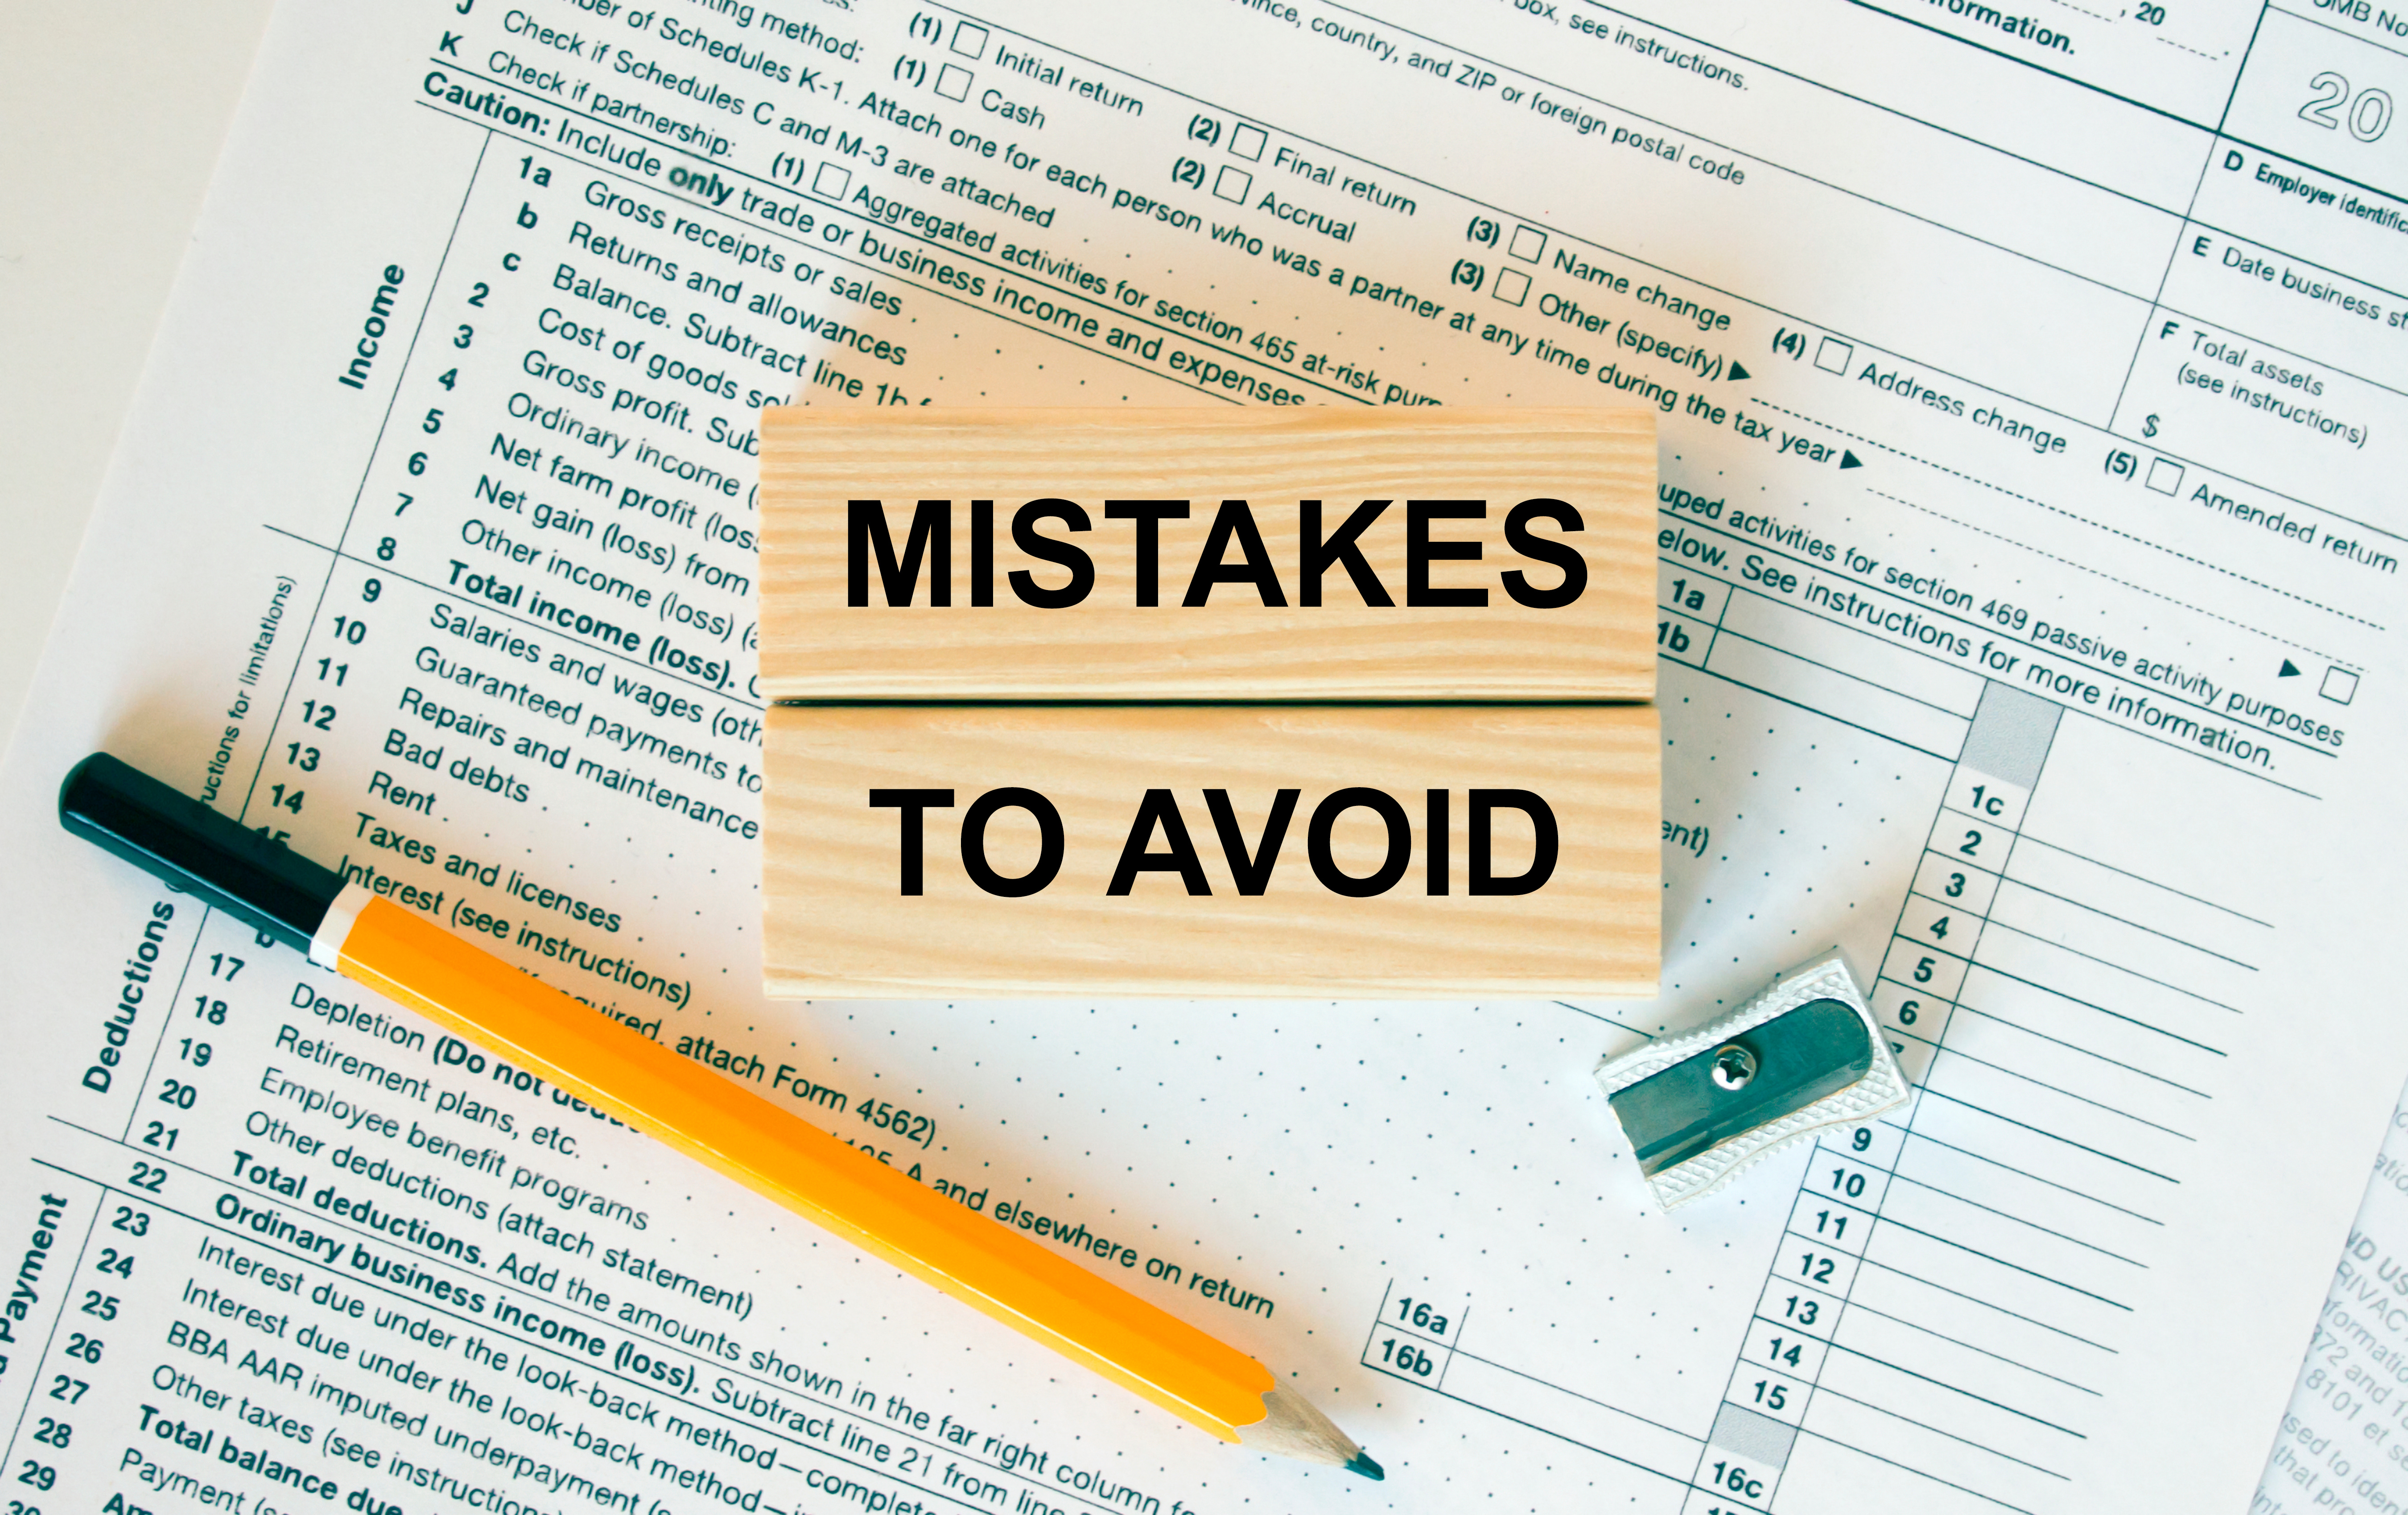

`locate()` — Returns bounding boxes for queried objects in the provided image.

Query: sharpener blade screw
[1711,1044,1757,1091]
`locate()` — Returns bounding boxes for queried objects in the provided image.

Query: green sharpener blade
[1607,998,1873,1177]
[1594,951,1909,1208]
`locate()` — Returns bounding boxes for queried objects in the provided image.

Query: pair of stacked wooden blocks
[757,410,1660,999]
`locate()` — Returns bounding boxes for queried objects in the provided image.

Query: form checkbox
[2322,667,2359,705]
[936,64,973,102]
[1229,124,1268,161]
[951,21,989,58]
[1213,165,1253,202]
[1493,268,1531,306]
[1814,336,1854,374]
[1509,226,1547,261]
[812,162,852,198]
[2146,458,2184,495]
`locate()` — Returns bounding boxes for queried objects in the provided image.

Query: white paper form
[2,2,2405,1513]
[2254,1079,2408,1515]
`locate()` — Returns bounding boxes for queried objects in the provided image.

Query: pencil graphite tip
[1238,1386,1378,1475]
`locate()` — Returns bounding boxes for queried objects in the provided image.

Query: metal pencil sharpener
[1595,952,1908,1209]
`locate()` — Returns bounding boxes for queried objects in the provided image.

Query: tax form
[2257,1081,2408,1515]
[3,1,2405,1512]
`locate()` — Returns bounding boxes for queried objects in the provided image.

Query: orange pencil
[59,753,1380,1478]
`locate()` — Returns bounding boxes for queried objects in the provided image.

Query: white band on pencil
[309,882,374,969]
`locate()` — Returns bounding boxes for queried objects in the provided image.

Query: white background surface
[0,0,275,749]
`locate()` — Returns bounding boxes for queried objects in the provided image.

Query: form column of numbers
[250,138,515,850]
[0,932,262,1502]
[1677,720,2042,1513]
[1682,1118,1915,1515]
[1872,766,2036,1094]
[0,144,504,1505]
[1360,1280,1467,1397]
[1658,559,1732,676]
[1675,1128,1903,1514]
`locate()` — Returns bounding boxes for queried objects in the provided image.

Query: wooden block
[762,704,1658,998]
[759,408,1656,700]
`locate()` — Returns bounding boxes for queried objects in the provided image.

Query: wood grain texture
[763,704,1658,998]
[759,408,1656,700]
